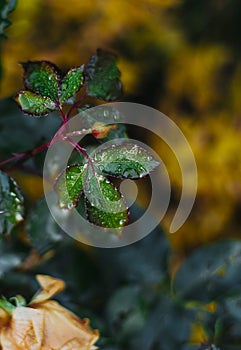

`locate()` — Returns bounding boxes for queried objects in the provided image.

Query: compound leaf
[94,143,160,179]
[15,91,58,116]
[0,171,24,235]
[85,49,122,101]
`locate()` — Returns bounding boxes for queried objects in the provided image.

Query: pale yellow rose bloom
[0,275,99,350]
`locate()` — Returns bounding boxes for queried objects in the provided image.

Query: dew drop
[67,202,74,210]
[15,213,23,221]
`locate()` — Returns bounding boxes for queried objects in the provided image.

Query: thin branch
[0,141,50,168]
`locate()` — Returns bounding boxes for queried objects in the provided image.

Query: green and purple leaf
[84,171,128,230]
[21,61,59,102]
[85,49,122,101]
[54,164,88,209]
[59,65,84,104]
[0,171,24,235]
[55,162,128,231]
[15,91,58,116]
[93,143,160,179]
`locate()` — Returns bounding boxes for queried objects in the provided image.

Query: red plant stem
[59,106,68,124]
[66,137,96,175]
[66,137,89,160]
[0,153,27,167]
[0,112,92,169]
[66,93,87,119]
[0,141,51,168]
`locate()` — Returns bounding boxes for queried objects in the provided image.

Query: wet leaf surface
[85,49,122,101]
[0,171,24,235]
[94,143,160,179]
[22,61,59,102]
[59,65,84,104]
[55,164,88,209]
[15,91,57,116]
[85,169,128,230]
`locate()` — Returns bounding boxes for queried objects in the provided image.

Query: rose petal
[1,306,44,350]
[32,301,99,349]
[30,275,65,305]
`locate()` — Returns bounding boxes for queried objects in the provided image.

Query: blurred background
[1,0,241,256]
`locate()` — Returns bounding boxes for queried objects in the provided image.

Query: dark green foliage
[173,240,241,302]
[0,97,60,163]
[0,170,24,235]
[26,197,64,255]
[131,296,195,350]
[0,237,23,277]
[85,49,122,101]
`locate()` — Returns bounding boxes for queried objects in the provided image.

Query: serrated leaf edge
[54,163,88,209]
[84,173,129,230]
[93,142,160,179]
[59,64,85,104]
[14,90,58,117]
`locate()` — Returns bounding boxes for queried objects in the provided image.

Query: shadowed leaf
[26,197,64,255]
[0,171,24,235]
[85,49,122,101]
[174,240,241,302]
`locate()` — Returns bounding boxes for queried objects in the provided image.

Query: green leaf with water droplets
[0,171,24,235]
[15,91,58,116]
[55,164,88,209]
[59,65,84,104]
[84,169,128,230]
[94,143,160,179]
[85,49,122,101]
[21,61,59,101]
